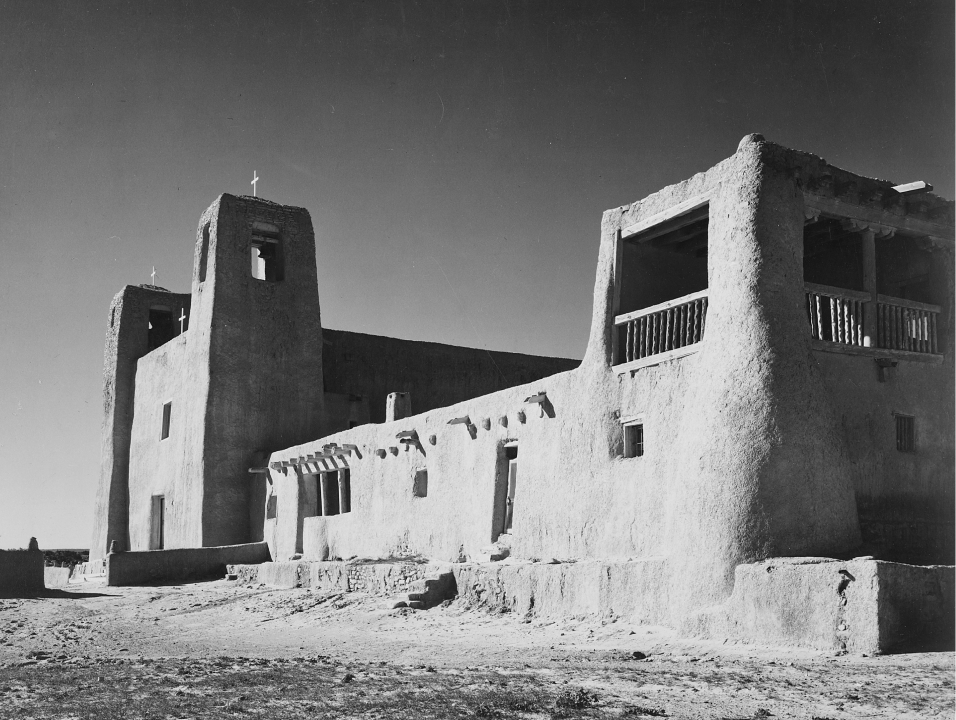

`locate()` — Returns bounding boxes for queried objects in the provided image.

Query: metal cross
[179,308,187,333]
[151,266,156,285]
[251,171,259,197]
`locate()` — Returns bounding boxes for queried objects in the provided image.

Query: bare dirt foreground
[0,579,952,720]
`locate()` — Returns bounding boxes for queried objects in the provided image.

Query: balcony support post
[861,228,878,348]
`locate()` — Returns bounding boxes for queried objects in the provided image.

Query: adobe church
[91,135,954,645]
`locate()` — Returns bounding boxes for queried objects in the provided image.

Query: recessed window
[198,223,210,283]
[148,306,174,350]
[895,414,915,453]
[624,422,644,458]
[413,469,428,498]
[251,234,283,281]
[161,402,172,440]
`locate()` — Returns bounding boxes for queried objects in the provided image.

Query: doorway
[493,444,518,540]
[150,495,165,550]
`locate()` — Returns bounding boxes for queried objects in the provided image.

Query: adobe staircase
[392,569,456,610]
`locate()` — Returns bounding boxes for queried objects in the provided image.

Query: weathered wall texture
[322,329,578,425]
[264,136,953,629]
[106,542,270,586]
[682,557,954,654]
[123,195,326,553]
[0,548,44,594]
[91,286,190,559]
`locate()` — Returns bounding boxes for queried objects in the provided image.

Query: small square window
[624,422,644,458]
[895,414,915,453]
[161,402,172,440]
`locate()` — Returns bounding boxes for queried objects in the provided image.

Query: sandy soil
[0,578,952,719]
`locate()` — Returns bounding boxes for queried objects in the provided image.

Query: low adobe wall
[43,566,73,588]
[681,557,954,654]
[0,548,44,594]
[107,542,270,586]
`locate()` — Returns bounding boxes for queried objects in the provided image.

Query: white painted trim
[614,343,703,375]
[620,414,644,426]
[620,191,713,241]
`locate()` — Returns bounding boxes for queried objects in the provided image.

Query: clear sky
[0,1,952,549]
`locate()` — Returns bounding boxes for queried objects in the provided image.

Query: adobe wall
[0,548,44,595]
[813,351,955,564]
[193,195,326,547]
[127,334,205,550]
[90,285,190,560]
[681,557,954,654]
[321,329,579,424]
[262,137,890,626]
[106,542,270,586]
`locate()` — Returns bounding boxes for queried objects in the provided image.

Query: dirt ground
[0,578,952,719]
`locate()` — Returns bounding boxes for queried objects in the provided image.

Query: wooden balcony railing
[805,282,941,355]
[615,289,708,365]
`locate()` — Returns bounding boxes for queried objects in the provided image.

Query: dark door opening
[150,495,165,550]
[493,445,518,540]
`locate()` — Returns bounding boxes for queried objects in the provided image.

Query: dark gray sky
[1,0,952,547]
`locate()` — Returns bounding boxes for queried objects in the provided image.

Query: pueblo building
[91,135,954,647]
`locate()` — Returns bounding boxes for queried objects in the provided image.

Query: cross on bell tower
[251,171,259,197]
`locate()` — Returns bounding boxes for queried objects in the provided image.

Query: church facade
[93,135,953,630]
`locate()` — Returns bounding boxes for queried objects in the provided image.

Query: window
[161,402,172,440]
[148,306,174,350]
[413,469,428,498]
[624,422,644,458]
[198,223,210,283]
[895,414,915,453]
[251,234,283,281]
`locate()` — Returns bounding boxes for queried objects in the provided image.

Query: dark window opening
[198,223,210,283]
[895,415,915,453]
[624,423,644,458]
[321,472,340,516]
[339,469,351,514]
[413,469,428,498]
[161,402,172,440]
[148,307,174,350]
[803,218,865,291]
[303,474,320,518]
[251,235,283,281]
[618,204,709,317]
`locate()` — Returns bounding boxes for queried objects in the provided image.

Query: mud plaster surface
[0,580,952,719]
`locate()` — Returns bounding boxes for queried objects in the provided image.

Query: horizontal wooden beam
[615,289,709,326]
[803,193,954,246]
[620,191,713,241]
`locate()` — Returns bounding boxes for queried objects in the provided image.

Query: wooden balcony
[805,282,942,358]
[614,289,708,370]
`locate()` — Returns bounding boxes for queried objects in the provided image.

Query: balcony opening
[148,306,175,350]
[615,203,709,365]
[320,472,340,516]
[804,217,943,355]
[804,218,865,291]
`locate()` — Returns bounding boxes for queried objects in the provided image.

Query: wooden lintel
[620,191,713,241]
[803,193,954,246]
